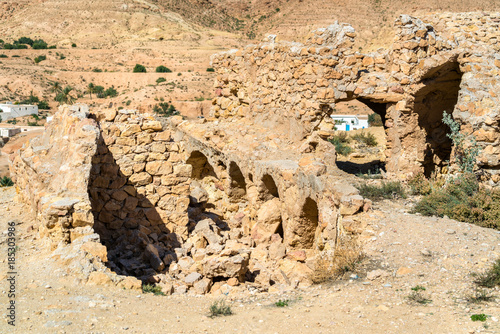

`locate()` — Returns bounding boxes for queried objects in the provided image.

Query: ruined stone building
[10,13,500,293]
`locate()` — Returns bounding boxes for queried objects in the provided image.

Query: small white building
[0,102,38,122]
[331,114,369,131]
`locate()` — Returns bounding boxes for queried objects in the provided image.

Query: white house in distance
[331,114,369,131]
[0,102,38,122]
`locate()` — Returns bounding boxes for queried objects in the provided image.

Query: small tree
[94,85,105,98]
[442,111,481,174]
[133,64,147,73]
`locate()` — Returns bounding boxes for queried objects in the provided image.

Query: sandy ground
[0,186,499,333]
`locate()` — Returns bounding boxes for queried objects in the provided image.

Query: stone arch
[258,173,283,239]
[329,98,388,175]
[356,98,388,129]
[260,173,279,200]
[186,151,216,179]
[290,197,319,249]
[413,60,463,177]
[228,161,247,200]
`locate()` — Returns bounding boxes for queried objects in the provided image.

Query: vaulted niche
[186,151,216,179]
[228,161,247,200]
[291,197,319,249]
[414,60,462,177]
[259,174,283,238]
[260,174,279,200]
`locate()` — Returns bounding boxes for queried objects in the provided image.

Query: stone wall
[11,105,98,246]
[88,109,193,278]
[11,105,369,293]
[210,13,500,183]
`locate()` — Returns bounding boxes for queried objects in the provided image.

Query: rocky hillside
[3,0,500,47]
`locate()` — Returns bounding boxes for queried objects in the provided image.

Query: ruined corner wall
[210,13,500,183]
[88,110,193,277]
[11,105,99,246]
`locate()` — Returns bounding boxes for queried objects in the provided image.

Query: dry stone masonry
[11,103,368,294]
[211,12,500,183]
[10,12,500,295]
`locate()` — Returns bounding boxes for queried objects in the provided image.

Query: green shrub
[32,40,48,49]
[142,284,164,296]
[443,111,481,173]
[328,132,352,156]
[413,174,500,229]
[94,85,105,98]
[357,181,406,200]
[15,37,34,46]
[71,43,77,48]
[474,258,500,288]
[34,55,46,64]
[133,64,147,73]
[0,54,7,58]
[209,300,233,317]
[470,314,487,322]
[352,132,377,146]
[206,67,215,72]
[153,102,177,117]
[408,173,432,195]
[466,289,496,303]
[156,77,167,84]
[155,65,172,73]
[104,86,118,98]
[4,43,28,50]
[92,68,102,72]
[0,176,14,187]
[275,299,289,307]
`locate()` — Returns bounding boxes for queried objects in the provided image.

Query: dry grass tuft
[310,234,364,284]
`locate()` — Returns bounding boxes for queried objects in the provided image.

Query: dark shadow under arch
[260,173,279,200]
[186,151,217,179]
[228,161,247,200]
[414,60,462,177]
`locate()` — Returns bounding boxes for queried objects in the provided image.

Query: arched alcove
[290,197,319,249]
[260,174,279,200]
[186,151,217,179]
[414,60,462,177]
[228,161,247,200]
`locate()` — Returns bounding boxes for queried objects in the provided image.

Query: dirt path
[0,187,499,333]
